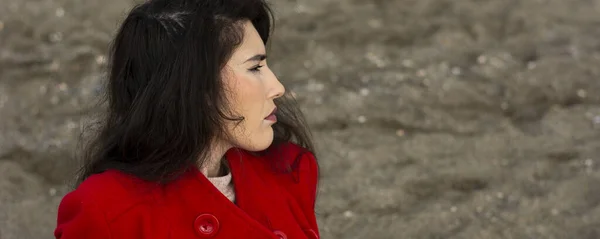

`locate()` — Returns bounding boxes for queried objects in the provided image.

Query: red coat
[54,142,320,239]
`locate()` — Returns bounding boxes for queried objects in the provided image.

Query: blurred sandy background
[1,0,600,238]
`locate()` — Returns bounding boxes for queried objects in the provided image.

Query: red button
[304,229,319,239]
[273,230,287,239]
[194,214,219,238]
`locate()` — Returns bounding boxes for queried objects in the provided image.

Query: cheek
[230,74,265,116]
[224,74,266,129]
[223,73,272,150]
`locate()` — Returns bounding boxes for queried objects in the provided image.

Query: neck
[200,141,232,177]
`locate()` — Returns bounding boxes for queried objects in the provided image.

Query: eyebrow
[243,54,267,63]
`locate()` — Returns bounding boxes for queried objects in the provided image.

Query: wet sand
[1,0,600,238]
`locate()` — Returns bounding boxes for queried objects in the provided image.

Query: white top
[206,170,235,202]
[202,160,236,202]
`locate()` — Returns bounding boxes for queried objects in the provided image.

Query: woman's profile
[54,0,320,238]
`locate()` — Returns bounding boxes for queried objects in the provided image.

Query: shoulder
[64,170,158,216]
[54,170,168,239]
[245,142,320,208]
[260,142,321,233]
[265,141,318,173]
[260,142,319,182]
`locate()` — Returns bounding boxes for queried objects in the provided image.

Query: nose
[269,70,285,99]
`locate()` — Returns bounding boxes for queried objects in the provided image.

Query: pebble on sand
[576,89,587,98]
[359,88,370,96]
[357,115,367,123]
[55,8,65,17]
[343,210,355,218]
[95,55,107,65]
[593,116,600,126]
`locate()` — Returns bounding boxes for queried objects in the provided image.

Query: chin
[240,140,272,152]
[237,130,274,152]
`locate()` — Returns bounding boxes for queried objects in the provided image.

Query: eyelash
[249,65,264,72]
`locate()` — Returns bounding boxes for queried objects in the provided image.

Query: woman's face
[221,21,285,152]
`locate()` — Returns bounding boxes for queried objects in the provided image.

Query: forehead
[230,21,266,63]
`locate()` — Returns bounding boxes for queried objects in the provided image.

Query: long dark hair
[74,0,315,186]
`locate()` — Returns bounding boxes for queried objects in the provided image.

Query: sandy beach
[1,0,600,238]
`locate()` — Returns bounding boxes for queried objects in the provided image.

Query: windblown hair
[75,0,315,186]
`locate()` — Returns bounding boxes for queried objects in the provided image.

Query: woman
[53,0,320,238]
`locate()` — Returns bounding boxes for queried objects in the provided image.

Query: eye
[249,64,264,72]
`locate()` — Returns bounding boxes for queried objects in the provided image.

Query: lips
[265,107,277,122]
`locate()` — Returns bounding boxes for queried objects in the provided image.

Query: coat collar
[172,147,284,237]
